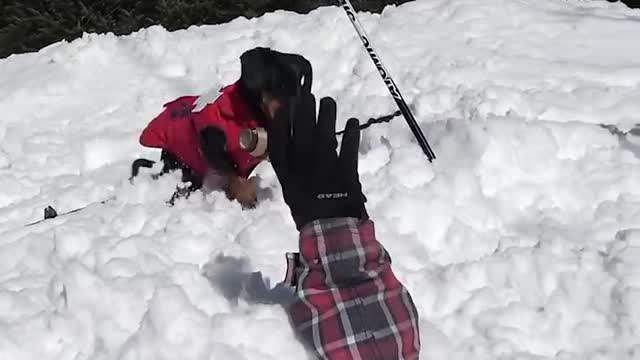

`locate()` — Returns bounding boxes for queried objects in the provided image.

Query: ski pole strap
[335,110,401,135]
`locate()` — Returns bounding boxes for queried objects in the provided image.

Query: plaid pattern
[287,218,420,360]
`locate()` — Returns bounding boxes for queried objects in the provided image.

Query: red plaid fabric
[287,218,420,360]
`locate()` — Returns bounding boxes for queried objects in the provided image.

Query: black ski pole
[25,199,113,227]
[337,0,436,162]
[24,157,154,227]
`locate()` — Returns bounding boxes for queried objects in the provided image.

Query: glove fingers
[316,97,338,158]
[315,97,338,168]
[291,93,316,170]
[339,118,361,186]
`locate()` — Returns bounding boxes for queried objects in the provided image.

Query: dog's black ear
[200,126,237,174]
[278,53,313,94]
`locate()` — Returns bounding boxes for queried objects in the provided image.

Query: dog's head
[239,47,312,109]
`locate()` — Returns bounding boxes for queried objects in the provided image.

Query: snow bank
[1,0,640,359]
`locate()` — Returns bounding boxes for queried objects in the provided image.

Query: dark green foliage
[0,0,412,59]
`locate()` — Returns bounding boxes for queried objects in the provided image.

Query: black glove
[267,93,367,230]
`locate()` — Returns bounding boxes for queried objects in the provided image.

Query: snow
[1,0,640,358]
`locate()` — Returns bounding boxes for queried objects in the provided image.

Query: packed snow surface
[1,0,640,359]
